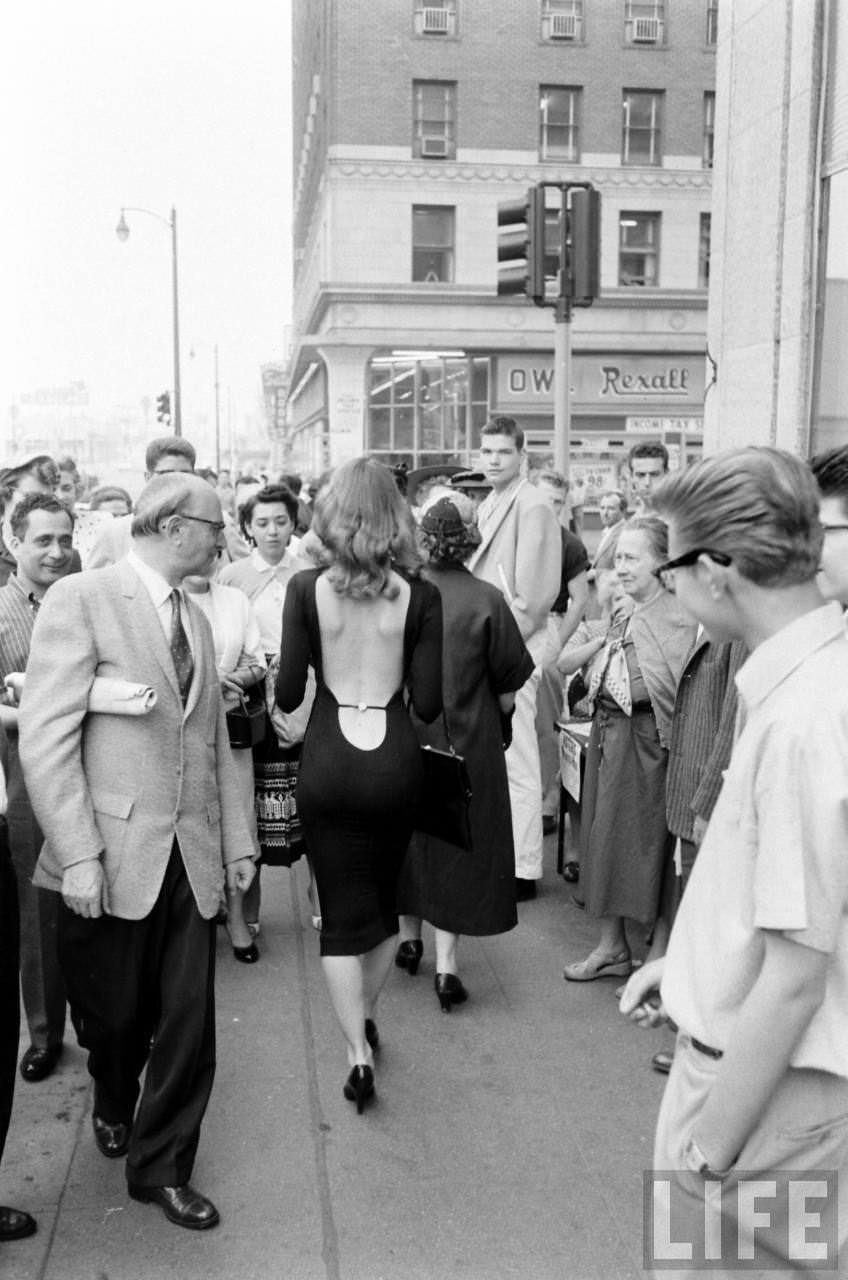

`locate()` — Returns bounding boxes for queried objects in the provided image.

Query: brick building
[288,0,717,502]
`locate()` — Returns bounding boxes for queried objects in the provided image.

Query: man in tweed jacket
[18,474,255,1232]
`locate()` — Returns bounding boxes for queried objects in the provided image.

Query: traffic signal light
[568,187,601,305]
[156,391,171,424]
[497,187,546,302]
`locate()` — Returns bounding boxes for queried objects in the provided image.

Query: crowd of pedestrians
[0,425,846,1276]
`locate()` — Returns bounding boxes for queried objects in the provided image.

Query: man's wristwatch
[683,1135,734,1181]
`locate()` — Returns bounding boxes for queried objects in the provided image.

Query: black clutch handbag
[226,688,267,750]
[415,713,473,851]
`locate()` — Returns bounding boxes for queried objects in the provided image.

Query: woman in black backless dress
[275,458,442,1112]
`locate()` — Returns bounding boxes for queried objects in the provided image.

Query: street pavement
[1,833,672,1280]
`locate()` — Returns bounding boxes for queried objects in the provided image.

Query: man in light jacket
[19,474,255,1232]
[469,417,560,899]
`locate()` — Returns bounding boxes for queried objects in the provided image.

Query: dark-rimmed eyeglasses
[653,548,732,579]
[821,524,848,534]
[177,513,226,535]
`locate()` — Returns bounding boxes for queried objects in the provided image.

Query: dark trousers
[8,743,66,1052]
[58,842,216,1188]
[0,819,19,1163]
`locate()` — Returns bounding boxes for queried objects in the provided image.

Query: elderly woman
[276,458,442,1112]
[396,496,534,1010]
[563,516,696,982]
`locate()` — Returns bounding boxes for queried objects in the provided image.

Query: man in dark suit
[0,735,37,1241]
[19,473,255,1231]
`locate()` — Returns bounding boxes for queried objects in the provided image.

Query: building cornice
[300,286,706,334]
[332,160,712,190]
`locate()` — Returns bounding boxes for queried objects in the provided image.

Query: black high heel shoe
[394,939,423,975]
[364,1019,380,1053]
[232,941,260,964]
[434,973,468,1012]
[343,1065,375,1114]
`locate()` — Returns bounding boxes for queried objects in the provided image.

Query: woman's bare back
[315,572,410,750]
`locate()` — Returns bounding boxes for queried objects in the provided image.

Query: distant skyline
[1,0,292,457]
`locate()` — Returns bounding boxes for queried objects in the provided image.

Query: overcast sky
[1,0,292,445]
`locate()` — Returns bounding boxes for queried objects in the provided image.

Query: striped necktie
[169,589,194,705]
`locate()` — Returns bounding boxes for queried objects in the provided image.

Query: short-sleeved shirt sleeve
[551,530,590,613]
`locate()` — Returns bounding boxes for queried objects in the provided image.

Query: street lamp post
[116,205,182,436]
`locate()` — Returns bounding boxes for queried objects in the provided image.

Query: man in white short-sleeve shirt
[620,447,848,1278]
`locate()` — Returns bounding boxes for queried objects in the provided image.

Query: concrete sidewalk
[1,840,669,1279]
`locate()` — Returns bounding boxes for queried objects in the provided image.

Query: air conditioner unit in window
[633,16,660,42]
[422,7,450,33]
[550,13,577,39]
[421,135,449,158]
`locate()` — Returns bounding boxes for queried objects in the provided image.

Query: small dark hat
[420,496,465,536]
[449,470,491,492]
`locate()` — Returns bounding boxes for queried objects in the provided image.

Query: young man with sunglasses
[621,447,848,1274]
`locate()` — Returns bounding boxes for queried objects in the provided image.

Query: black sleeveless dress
[275,569,443,956]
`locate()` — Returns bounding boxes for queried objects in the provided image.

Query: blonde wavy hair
[311,457,422,598]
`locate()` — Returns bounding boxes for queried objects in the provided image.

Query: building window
[624,0,665,46]
[619,213,660,286]
[698,213,711,288]
[412,206,455,282]
[706,0,718,46]
[541,0,584,42]
[367,353,490,466]
[413,1,457,37]
[622,90,663,165]
[539,87,580,162]
[413,81,456,159]
[703,92,715,168]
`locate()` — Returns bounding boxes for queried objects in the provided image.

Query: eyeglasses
[177,513,226,535]
[821,524,848,533]
[653,547,732,579]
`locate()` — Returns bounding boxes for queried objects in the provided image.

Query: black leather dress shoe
[515,877,537,902]
[128,1183,220,1230]
[0,1205,37,1240]
[19,1045,61,1083]
[562,860,580,883]
[92,1115,131,1159]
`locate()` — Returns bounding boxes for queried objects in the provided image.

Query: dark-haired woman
[563,516,696,982]
[276,458,442,1112]
[397,495,534,1010]
[219,484,310,932]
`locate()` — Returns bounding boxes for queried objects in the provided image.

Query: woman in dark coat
[396,495,534,1011]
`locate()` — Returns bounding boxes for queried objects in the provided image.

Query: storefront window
[365,353,489,467]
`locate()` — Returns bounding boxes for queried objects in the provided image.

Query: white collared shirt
[247,546,299,654]
[662,603,848,1076]
[127,549,194,653]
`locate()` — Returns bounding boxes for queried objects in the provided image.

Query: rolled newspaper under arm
[5,673,158,715]
[87,677,158,715]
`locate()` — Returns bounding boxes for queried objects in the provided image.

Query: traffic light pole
[496,182,599,480]
[116,204,182,436]
[553,293,572,480]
